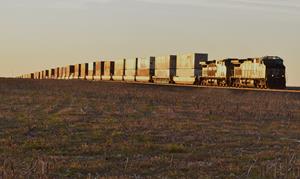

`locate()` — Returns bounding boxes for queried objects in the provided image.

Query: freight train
[19,53,286,89]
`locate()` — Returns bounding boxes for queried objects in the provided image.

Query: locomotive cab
[262,56,286,89]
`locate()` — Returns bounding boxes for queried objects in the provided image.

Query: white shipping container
[124,58,137,81]
[174,53,208,84]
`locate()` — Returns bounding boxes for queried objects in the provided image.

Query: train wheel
[257,85,261,89]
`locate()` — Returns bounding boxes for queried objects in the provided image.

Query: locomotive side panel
[200,60,227,86]
[215,62,227,78]
[240,60,266,79]
[232,60,262,87]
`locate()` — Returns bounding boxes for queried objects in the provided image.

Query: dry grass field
[0,78,300,178]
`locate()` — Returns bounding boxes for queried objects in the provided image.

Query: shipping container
[113,59,126,81]
[101,61,114,80]
[136,57,155,82]
[55,67,59,79]
[41,71,45,79]
[79,63,88,80]
[58,67,65,79]
[50,69,55,79]
[94,61,101,80]
[86,62,95,80]
[62,67,66,79]
[44,70,49,79]
[173,53,208,84]
[74,64,81,79]
[35,72,39,79]
[65,65,75,79]
[153,55,176,83]
[124,58,138,81]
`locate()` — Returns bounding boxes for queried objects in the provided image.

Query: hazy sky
[1,0,299,85]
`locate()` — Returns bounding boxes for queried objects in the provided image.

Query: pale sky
[1,0,299,86]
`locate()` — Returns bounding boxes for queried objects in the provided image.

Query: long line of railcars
[19,53,286,89]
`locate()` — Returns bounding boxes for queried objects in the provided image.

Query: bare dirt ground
[0,78,300,178]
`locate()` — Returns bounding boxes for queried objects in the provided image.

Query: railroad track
[87,80,300,93]
[8,78,299,93]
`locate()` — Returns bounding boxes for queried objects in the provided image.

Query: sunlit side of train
[19,53,286,89]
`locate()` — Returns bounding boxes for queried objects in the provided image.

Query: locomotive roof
[261,56,284,68]
[200,56,284,67]
[261,56,283,62]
